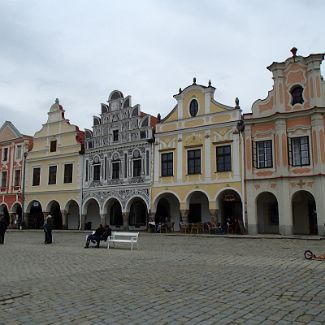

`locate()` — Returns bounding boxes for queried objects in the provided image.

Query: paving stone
[1,231,325,324]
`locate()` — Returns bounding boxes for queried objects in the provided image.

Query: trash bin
[85,222,92,230]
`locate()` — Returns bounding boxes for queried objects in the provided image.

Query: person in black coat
[84,224,104,248]
[0,216,10,244]
[43,215,53,244]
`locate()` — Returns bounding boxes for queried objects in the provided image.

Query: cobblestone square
[1,231,325,324]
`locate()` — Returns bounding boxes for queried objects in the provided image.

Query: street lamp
[235,98,246,231]
[21,151,28,229]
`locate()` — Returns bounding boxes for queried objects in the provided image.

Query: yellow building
[24,99,84,229]
[151,79,245,232]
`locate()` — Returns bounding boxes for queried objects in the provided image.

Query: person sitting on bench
[84,224,104,248]
[101,225,112,242]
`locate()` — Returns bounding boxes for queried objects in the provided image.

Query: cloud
[0,0,324,135]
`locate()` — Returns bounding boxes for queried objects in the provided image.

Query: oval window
[189,99,198,117]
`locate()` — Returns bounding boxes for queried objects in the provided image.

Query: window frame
[14,169,21,187]
[15,145,22,160]
[50,140,57,153]
[216,145,232,172]
[1,171,7,189]
[48,165,57,185]
[187,149,201,175]
[255,140,273,169]
[161,152,173,177]
[112,161,120,179]
[64,163,73,184]
[2,147,9,162]
[93,164,101,181]
[189,99,199,117]
[133,159,141,177]
[290,85,304,105]
[32,167,41,186]
[113,130,119,142]
[288,136,310,167]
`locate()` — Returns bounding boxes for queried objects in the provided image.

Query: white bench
[107,231,139,251]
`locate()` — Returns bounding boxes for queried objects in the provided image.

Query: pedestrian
[43,215,53,244]
[0,215,10,244]
[84,224,104,248]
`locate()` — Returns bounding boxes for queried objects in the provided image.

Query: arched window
[189,99,198,117]
[290,85,304,105]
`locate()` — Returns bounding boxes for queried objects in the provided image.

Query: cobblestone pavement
[1,231,325,325]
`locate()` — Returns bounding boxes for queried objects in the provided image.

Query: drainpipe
[21,151,28,229]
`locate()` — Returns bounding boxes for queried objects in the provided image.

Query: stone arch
[0,203,9,217]
[46,200,63,230]
[83,198,101,230]
[217,189,243,233]
[154,192,180,231]
[152,191,181,212]
[292,190,317,235]
[10,202,22,228]
[127,197,148,230]
[256,192,279,234]
[185,191,210,224]
[104,198,123,229]
[65,200,80,230]
[26,200,44,229]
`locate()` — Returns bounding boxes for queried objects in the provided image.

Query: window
[16,145,22,160]
[93,164,101,181]
[2,148,8,161]
[216,145,232,172]
[290,85,304,105]
[14,170,21,186]
[1,171,7,188]
[140,130,147,139]
[113,130,119,142]
[64,164,73,183]
[133,159,141,177]
[161,152,173,177]
[50,140,57,152]
[187,149,201,174]
[288,136,310,166]
[32,168,41,186]
[189,99,198,117]
[255,140,273,168]
[48,166,57,184]
[112,161,119,179]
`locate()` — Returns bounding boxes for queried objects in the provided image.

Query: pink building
[0,121,33,228]
[244,49,325,235]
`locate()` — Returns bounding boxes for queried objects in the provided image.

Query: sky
[0,0,324,135]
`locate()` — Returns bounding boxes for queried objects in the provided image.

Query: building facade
[244,50,325,235]
[151,79,245,231]
[82,90,156,230]
[0,121,32,228]
[24,99,84,229]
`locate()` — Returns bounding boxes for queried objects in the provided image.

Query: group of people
[84,224,111,248]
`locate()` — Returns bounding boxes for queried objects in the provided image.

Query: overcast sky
[0,0,324,135]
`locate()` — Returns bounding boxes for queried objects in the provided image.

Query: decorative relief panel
[83,188,150,209]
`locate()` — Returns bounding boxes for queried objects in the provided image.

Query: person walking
[0,215,10,244]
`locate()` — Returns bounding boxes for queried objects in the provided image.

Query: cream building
[151,79,245,231]
[244,49,325,235]
[24,99,84,229]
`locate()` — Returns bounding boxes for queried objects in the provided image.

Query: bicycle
[304,250,325,261]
